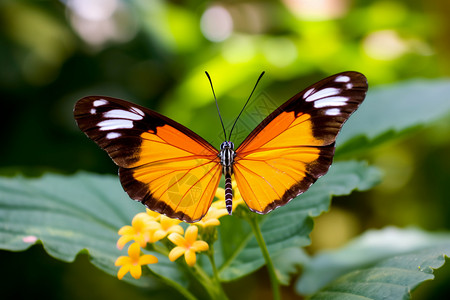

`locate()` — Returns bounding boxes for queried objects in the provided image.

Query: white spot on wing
[131,107,145,117]
[346,83,353,89]
[104,109,143,120]
[306,88,341,102]
[98,119,133,130]
[93,99,108,107]
[335,75,351,83]
[325,108,341,116]
[303,88,315,99]
[90,108,96,114]
[106,132,121,139]
[314,96,348,108]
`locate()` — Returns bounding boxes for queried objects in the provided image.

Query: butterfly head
[220,141,234,151]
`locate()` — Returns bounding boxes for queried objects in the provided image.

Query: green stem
[192,263,228,300]
[158,237,225,299]
[207,244,228,299]
[247,215,281,300]
[147,267,197,300]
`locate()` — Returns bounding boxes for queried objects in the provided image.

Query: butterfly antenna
[205,71,227,141]
[228,71,265,140]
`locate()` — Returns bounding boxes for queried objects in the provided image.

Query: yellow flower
[117,212,160,249]
[193,206,228,227]
[115,242,158,280]
[146,209,162,221]
[168,226,209,266]
[150,215,184,242]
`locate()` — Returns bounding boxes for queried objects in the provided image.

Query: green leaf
[336,78,450,155]
[0,162,380,288]
[297,227,450,298]
[217,161,381,281]
[272,247,310,285]
[0,172,184,287]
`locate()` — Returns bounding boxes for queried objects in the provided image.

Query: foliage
[299,227,450,297]
[0,161,379,292]
[1,75,450,298]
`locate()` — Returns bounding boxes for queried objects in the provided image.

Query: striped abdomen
[219,141,235,215]
[225,173,233,214]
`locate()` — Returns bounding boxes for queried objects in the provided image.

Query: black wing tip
[336,71,368,86]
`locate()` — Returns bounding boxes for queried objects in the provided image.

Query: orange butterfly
[74,72,368,223]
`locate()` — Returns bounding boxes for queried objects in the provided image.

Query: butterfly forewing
[74,71,367,222]
[74,96,222,222]
[233,71,368,214]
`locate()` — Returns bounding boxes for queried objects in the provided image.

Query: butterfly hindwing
[233,71,368,214]
[74,72,367,221]
[74,96,222,222]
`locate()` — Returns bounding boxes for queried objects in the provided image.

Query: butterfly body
[219,141,236,214]
[74,71,368,222]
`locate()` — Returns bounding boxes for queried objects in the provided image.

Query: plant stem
[147,267,197,300]
[247,215,281,300]
[192,263,228,300]
[208,244,228,299]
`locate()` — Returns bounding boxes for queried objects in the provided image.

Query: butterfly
[74,71,368,223]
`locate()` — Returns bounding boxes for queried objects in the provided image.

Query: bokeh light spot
[283,0,349,21]
[363,30,408,60]
[64,0,137,47]
[263,37,298,67]
[67,0,118,21]
[201,6,233,42]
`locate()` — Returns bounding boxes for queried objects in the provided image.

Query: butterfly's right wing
[74,96,222,222]
[233,72,368,214]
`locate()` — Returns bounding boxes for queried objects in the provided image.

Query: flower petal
[116,235,133,250]
[214,187,225,201]
[232,197,244,209]
[118,225,135,235]
[134,234,149,248]
[167,225,184,235]
[115,256,131,266]
[117,265,130,280]
[160,215,181,227]
[169,246,186,262]
[132,212,150,225]
[185,226,198,244]
[139,254,158,265]
[168,232,185,246]
[184,249,197,266]
[146,220,163,230]
[129,265,142,279]
[127,242,142,259]
[146,209,161,220]
[151,230,168,242]
[191,240,209,252]
[203,219,220,227]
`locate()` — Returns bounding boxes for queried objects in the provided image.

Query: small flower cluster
[115,184,244,280]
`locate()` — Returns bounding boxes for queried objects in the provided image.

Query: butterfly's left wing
[74,96,222,222]
[233,72,368,214]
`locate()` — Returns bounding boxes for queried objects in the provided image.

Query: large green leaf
[0,161,380,288]
[297,227,450,298]
[336,78,450,155]
[0,172,184,287]
[216,161,381,281]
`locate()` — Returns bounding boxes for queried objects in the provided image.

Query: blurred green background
[1,0,450,299]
